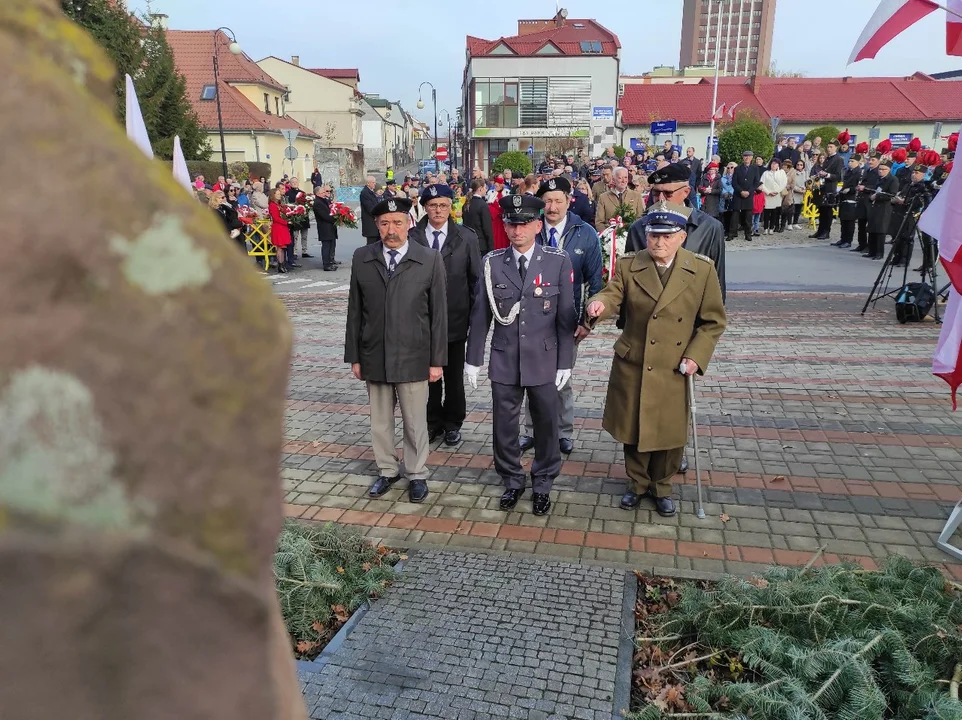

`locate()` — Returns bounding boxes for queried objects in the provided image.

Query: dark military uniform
[466,195,576,500]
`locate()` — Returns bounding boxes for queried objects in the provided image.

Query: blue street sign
[868,127,881,140]
[711,136,719,155]
[650,120,677,136]
[526,145,534,155]
[592,106,614,119]
[629,138,646,153]
[847,134,857,147]
[889,133,914,147]
[783,133,806,144]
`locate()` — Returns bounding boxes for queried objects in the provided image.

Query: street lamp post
[440,109,453,174]
[417,81,438,173]
[212,27,242,181]
[706,0,726,163]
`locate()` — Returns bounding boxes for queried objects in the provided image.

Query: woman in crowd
[571,178,595,226]
[267,186,293,274]
[408,187,426,225]
[250,181,269,215]
[780,159,796,232]
[760,159,787,235]
[209,190,245,250]
[669,149,681,164]
[720,162,736,240]
[237,183,251,207]
[791,159,809,230]
[697,162,722,219]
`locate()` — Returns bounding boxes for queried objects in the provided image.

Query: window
[486,139,509,171]
[519,78,548,127]
[275,97,280,116]
[200,84,216,101]
[578,40,603,53]
[548,77,590,127]
[263,93,270,114]
[473,78,519,128]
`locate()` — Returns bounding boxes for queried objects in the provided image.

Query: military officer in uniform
[465,194,576,516]
[584,203,726,517]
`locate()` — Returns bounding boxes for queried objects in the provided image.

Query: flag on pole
[711,103,727,121]
[919,122,962,408]
[726,101,743,119]
[172,136,193,194]
[848,0,940,63]
[124,74,153,159]
[948,0,962,54]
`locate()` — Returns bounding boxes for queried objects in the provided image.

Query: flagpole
[707,0,726,161]
[927,0,962,20]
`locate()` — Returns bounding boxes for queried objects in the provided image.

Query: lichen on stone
[111,214,212,295]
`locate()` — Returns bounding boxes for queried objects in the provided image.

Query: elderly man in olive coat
[585,203,726,517]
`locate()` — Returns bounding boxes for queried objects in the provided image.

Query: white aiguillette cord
[484,256,521,326]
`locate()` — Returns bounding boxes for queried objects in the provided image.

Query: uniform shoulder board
[541,246,566,256]
[692,252,715,266]
[484,248,508,260]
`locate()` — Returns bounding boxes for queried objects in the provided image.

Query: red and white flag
[726,101,743,119]
[848,0,939,63]
[711,103,727,121]
[949,0,962,54]
[919,122,962,408]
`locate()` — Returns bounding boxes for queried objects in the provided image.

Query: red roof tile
[620,76,962,126]
[166,30,318,137]
[467,19,619,58]
[308,68,360,81]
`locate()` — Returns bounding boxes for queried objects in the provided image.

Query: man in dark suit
[731,150,762,242]
[344,196,448,503]
[312,185,338,271]
[359,175,380,245]
[811,140,845,240]
[462,178,494,254]
[465,194,576,516]
[409,184,482,446]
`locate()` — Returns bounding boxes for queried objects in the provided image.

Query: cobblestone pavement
[299,551,624,720]
[280,283,962,580]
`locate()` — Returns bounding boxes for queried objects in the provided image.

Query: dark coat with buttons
[586,248,726,451]
[536,211,604,321]
[344,241,448,383]
[466,245,576,387]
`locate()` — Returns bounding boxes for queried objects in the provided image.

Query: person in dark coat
[811,140,845,240]
[854,155,879,253]
[312,185,338,271]
[465,194,576,517]
[833,155,862,249]
[570,180,596,226]
[865,159,900,260]
[462,178,494,254]
[359,175,380,245]
[731,150,762,242]
[409,183,482,446]
[344,196,448,503]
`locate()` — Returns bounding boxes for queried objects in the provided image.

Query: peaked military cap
[372,196,413,217]
[643,201,691,234]
[536,176,571,196]
[647,163,692,185]
[419,183,453,206]
[499,193,544,224]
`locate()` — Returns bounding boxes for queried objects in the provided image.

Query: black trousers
[892,235,914,265]
[722,210,733,237]
[321,238,336,267]
[738,209,753,240]
[763,207,780,230]
[920,232,936,270]
[817,206,834,237]
[868,232,886,258]
[428,340,466,433]
[793,203,803,225]
[491,381,560,493]
[856,218,868,250]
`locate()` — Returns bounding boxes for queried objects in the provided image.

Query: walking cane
[681,363,706,520]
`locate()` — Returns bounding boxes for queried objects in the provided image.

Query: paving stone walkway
[299,550,625,720]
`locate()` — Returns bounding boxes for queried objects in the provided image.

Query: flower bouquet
[330,201,357,229]
[237,205,259,226]
[598,203,637,284]
[281,203,309,230]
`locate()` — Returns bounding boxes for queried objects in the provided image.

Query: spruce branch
[811,632,885,702]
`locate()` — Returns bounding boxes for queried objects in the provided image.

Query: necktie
[432,230,441,251]
[549,228,557,248]
[387,250,398,277]
[518,255,527,282]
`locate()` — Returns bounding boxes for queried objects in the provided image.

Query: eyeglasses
[650,186,686,199]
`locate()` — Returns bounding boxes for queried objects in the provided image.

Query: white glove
[555,369,571,390]
[464,364,480,389]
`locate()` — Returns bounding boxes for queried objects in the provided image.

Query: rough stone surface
[299,551,624,720]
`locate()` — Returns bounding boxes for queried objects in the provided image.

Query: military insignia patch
[387,200,397,212]
[548,179,557,190]
[513,195,522,207]
[429,186,438,197]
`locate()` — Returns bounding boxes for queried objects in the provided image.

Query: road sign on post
[868,127,881,140]
[280,129,299,144]
[650,120,677,136]
[934,122,943,140]
[284,146,299,161]
[435,146,448,162]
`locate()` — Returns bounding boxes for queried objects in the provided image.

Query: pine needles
[274,519,401,658]
[629,557,962,720]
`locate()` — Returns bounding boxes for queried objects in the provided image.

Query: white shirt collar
[383,241,409,264]
[546,215,567,240]
[427,221,448,245]
[512,244,536,266]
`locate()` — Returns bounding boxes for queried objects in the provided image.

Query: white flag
[124,74,153,159]
[172,136,193,194]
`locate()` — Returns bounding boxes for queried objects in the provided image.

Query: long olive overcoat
[586,247,727,451]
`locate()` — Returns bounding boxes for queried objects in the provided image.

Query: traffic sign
[435,146,448,161]
[281,129,299,144]
[650,120,677,136]
[284,146,299,161]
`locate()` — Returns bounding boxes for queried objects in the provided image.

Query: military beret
[536,176,571,196]
[643,201,691,234]
[648,163,692,185]
[420,183,453,206]
[499,193,544,224]
[372,196,413,217]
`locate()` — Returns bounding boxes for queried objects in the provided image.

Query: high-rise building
[679,0,776,77]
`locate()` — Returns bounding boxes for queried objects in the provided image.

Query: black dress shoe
[288,262,302,268]
[651,495,677,517]
[323,265,337,271]
[559,438,574,455]
[851,246,867,252]
[301,253,313,258]
[532,493,551,516]
[368,474,400,498]
[429,427,444,443]
[862,253,875,258]
[519,435,535,452]
[277,265,288,274]
[500,488,524,510]
[620,491,642,510]
[680,456,689,473]
[837,242,851,249]
[408,478,429,503]
[831,240,843,246]
[444,430,462,446]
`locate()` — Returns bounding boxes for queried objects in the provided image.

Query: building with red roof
[166,29,319,182]
[462,8,621,173]
[619,74,962,160]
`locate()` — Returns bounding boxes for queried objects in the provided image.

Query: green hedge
[804,126,842,148]
[185,160,272,185]
[718,118,775,167]
[492,151,532,177]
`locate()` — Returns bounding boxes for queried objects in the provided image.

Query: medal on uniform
[534,287,543,296]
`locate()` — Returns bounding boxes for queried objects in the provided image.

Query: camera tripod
[861,196,941,323]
